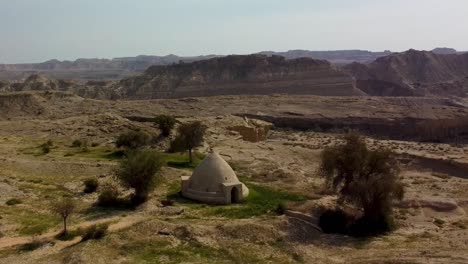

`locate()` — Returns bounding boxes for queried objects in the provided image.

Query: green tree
[51,198,77,235]
[170,121,206,163]
[154,115,176,137]
[319,133,404,227]
[116,130,151,150]
[115,150,163,204]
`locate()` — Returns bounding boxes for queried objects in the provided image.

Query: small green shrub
[79,140,89,153]
[40,143,50,154]
[6,198,22,206]
[72,139,83,148]
[116,150,163,205]
[19,236,50,251]
[154,115,176,137]
[434,218,445,228]
[453,220,467,229]
[275,202,287,215]
[104,150,126,160]
[55,229,80,241]
[160,199,174,207]
[116,130,151,150]
[80,223,109,241]
[97,182,121,207]
[83,178,99,193]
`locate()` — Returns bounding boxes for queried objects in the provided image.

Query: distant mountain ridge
[0,54,219,81]
[344,49,468,96]
[1,48,463,81]
[2,49,468,99]
[115,54,362,99]
[258,49,393,64]
[0,55,362,99]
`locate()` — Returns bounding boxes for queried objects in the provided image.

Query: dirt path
[0,214,146,250]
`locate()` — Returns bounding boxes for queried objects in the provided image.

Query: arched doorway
[230,187,240,204]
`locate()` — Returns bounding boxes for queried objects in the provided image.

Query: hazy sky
[1,0,467,63]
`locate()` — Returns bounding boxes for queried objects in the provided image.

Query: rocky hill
[1,55,360,99]
[115,55,361,99]
[4,50,468,99]
[0,74,118,100]
[2,48,464,82]
[344,50,468,96]
[0,55,219,81]
[259,49,393,64]
[2,50,390,81]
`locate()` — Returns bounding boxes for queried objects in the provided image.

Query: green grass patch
[120,235,296,263]
[5,198,22,206]
[66,145,121,160]
[18,181,73,200]
[168,182,306,219]
[55,230,81,241]
[0,206,60,235]
[124,239,266,264]
[160,152,204,169]
[206,184,306,218]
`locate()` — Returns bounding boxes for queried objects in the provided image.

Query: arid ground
[0,92,467,263]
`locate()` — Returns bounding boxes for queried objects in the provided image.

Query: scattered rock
[158,228,171,236]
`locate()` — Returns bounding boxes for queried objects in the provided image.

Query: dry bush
[97,181,121,207]
[83,178,98,193]
[319,133,404,236]
[116,130,152,150]
[51,197,77,235]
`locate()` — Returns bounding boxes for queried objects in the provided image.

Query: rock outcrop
[344,50,468,97]
[116,55,361,99]
[0,74,118,100]
[259,49,393,64]
[0,55,219,81]
[228,117,273,142]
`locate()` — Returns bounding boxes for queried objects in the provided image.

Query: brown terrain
[0,55,363,100]
[0,49,467,263]
[0,55,219,81]
[0,50,393,81]
[2,50,468,101]
[0,91,466,263]
[117,55,362,99]
[345,50,468,97]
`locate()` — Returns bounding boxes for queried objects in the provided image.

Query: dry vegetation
[0,92,467,263]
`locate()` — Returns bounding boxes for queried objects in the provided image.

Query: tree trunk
[63,217,67,234]
[188,148,193,164]
[132,190,148,205]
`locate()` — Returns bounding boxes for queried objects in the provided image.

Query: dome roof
[188,152,240,193]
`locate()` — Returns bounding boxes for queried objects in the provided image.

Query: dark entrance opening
[231,187,239,203]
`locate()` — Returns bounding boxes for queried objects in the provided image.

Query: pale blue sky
[1,0,467,63]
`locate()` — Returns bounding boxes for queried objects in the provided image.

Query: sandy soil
[0,92,467,263]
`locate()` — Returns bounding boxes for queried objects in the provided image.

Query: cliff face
[0,74,119,100]
[0,55,220,81]
[116,55,361,99]
[259,50,393,64]
[344,50,468,97]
